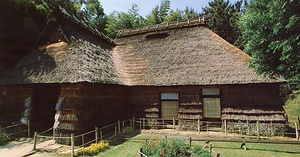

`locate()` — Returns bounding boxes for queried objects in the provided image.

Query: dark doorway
[31,84,60,133]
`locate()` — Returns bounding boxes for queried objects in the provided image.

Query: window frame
[202,88,221,119]
[160,92,179,120]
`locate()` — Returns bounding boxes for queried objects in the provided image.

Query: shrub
[76,140,109,156]
[0,132,11,145]
[141,137,211,157]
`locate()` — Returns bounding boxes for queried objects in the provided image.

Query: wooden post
[118,120,121,133]
[95,127,99,143]
[143,118,145,130]
[207,122,209,133]
[18,125,21,137]
[189,137,192,147]
[295,122,299,140]
[173,117,175,132]
[100,130,103,140]
[209,144,212,154]
[71,133,74,157]
[133,117,135,130]
[216,152,220,157]
[140,118,142,130]
[27,120,30,137]
[33,132,38,150]
[81,134,84,147]
[270,121,273,136]
[130,120,133,129]
[198,119,200,134]
[256,121,260,139]
[122,121,125,133]
[247,120,250,135]
[224,120,227,135]
[115,126,117,134]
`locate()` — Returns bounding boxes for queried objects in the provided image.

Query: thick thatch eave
[0,41,119,85]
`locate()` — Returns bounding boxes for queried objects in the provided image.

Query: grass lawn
[98,134,300,157]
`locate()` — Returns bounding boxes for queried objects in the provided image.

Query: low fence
[32,117,299,157]
[33,118,135,157]
[137,117,300,140]
[0,121,30,139]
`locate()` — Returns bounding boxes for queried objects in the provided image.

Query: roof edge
[48,0,116,45]
[116,16,211,38]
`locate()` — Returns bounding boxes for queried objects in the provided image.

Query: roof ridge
[116,15,211,38]
[53,4,116,45]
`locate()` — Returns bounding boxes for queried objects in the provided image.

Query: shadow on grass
[215,146,300,154]
[107,130,141,146]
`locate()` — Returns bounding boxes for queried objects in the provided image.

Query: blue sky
[99,0,240,17]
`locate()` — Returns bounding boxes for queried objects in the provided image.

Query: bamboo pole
[33,132,38,150]
[95,127,98,143]
[295,122,299,140]
[71,133,74,157]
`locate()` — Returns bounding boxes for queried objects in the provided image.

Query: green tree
[105,4,144,38]
[240,0,300,86]
[82,0,107,33]
[145,0,171,25]
[203,0,245,48]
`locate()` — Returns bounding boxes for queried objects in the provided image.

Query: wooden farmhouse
[0,4,287,137]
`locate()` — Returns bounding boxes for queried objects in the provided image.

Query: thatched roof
[113,23,285,86]
[0,41,119,84]
[0,4,285,86]
[0,3,119,85]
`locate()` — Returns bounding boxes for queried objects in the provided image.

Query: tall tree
[203,0,245,48]
[82,0,107,33]
[145,0,171,25]
[240,0,300,86]
[105,4,144,38]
